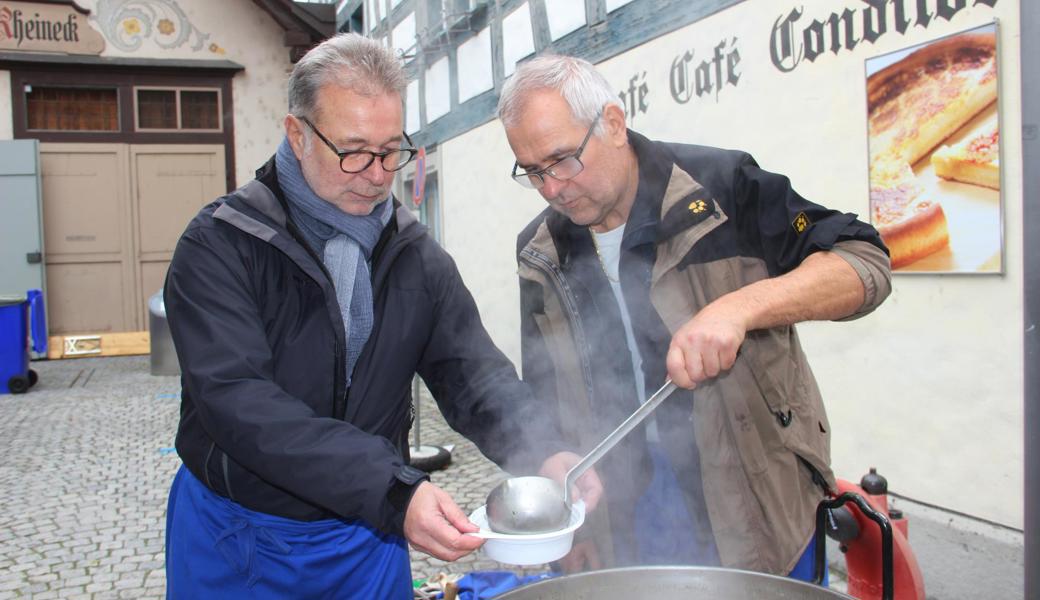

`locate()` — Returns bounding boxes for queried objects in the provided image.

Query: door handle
[26,252,41,264]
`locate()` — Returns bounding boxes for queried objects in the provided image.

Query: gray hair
[288,33,406,121]
[497,54,623,135]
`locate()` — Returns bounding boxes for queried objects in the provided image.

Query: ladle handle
[563,379,679,505]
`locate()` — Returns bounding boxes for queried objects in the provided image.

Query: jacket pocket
[204,443,237,502]
[695,380,769,475]
[221,452,236,502]
[741,329,793,427]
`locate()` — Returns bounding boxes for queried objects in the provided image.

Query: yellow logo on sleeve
[792,212,810,233]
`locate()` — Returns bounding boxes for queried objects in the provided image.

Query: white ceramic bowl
[467,501,586,566]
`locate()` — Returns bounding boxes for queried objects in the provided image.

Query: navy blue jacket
[166,158,563,536]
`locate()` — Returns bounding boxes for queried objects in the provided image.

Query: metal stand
[408,375,452,472]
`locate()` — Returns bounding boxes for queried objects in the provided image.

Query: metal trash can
[0,289,46,394]
[148,289,180,376]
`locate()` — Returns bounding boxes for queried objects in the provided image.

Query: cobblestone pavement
[0,356,542,599]
[0,357,176,599]
[1,356,860,599]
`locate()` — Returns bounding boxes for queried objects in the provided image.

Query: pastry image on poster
[865,22,1002,274]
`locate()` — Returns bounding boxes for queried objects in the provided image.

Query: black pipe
[814,492,893,600]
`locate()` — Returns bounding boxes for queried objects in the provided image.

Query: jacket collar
[210,155,290,239]
[213,157,424,289]
[625,129,671,249]
[628,130,721,244]
[218,155,420,244]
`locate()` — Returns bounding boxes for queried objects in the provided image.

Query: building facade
[0,0,332,341]
[353,0,1026,535]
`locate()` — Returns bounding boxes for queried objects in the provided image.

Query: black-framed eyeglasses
[298,115,418,174]
[511,113,600,189]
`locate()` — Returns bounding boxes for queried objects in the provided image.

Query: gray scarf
[275,137,392,384]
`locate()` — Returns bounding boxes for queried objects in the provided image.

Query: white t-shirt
[591,224,659,441]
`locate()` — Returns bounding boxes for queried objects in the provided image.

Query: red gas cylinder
[832,470,926,600]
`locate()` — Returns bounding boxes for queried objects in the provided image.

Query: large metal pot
[492,566,854,600]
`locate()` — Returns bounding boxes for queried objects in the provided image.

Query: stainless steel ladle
[485,379,679,534]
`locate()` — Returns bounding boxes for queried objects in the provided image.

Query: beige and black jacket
[515,131,891,574]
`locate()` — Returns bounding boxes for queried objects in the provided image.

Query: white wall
[211,4,296,187]
[441,120,546,365]
[441,0,1024,527]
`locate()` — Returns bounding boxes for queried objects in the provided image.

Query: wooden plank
[47,331,150,359]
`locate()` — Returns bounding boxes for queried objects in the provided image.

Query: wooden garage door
[131,145,226,328]
[40,143,225,335]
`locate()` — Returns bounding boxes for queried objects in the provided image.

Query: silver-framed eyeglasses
[511,114,600,189]
[298,115,417,174]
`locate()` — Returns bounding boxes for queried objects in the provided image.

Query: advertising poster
[865,22,1002,273]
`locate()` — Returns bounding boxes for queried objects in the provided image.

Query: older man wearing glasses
[497,55,892,579]
[162,35,600,599]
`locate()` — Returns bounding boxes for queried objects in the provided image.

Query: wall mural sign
[618,71,649,125]
[93,0,219,54]
[865,21,1002,274]
[768,0,998,74]
[616,36,743,126]
[0,0,105,54]
[600,0,1001,276]
[612,0,1000,113]
[669,37,741,105]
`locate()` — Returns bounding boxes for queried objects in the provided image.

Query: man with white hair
[498,54,891,579]
[163,35,601,599]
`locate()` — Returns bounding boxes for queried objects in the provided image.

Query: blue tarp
[440,571,557,600]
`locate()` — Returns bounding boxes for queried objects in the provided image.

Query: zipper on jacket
[283,214,350,418]
[797,454,833,495]
[338,212,415,422]
[279,201,416,421]
[333,335,348,419]
[339,381,350,421]
[519,248,597,402]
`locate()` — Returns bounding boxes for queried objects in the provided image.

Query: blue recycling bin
[0,289,47,394]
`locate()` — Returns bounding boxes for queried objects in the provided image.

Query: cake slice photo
[931,121,1000,190]
[864,23,1002,272]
